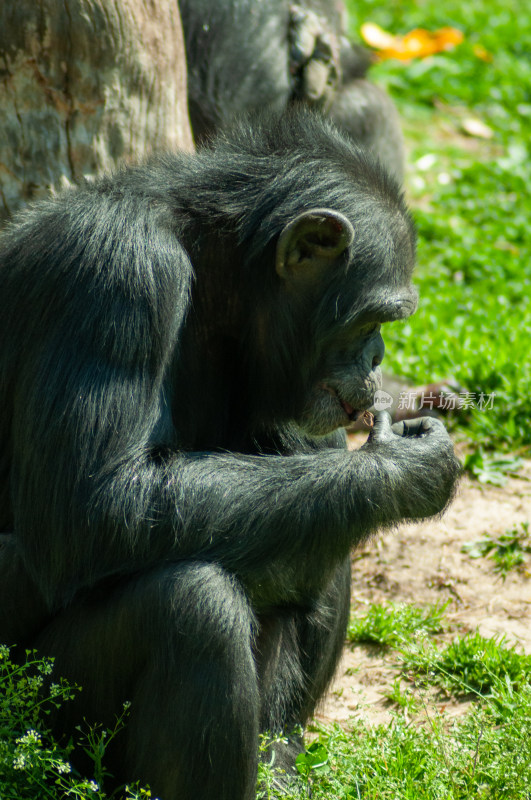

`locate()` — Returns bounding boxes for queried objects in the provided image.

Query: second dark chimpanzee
[0,110,460,799]
[179,0,405,180]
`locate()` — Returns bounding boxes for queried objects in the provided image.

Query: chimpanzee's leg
[257,557,351,773]
[35,562,259,800]
[296,557,352,718]
[0,533,50,644]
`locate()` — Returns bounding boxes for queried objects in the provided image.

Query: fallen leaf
[360,22,464,61]
[359,22,397,51]
[416,153,437,171]
[462,118,494,139]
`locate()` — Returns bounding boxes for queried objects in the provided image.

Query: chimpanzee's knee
[150,561,256,652]
[36,562,260,800]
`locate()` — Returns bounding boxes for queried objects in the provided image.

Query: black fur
[179,0,405,179]
[0,110,460,799]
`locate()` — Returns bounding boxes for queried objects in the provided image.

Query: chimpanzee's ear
[276,208,354,280]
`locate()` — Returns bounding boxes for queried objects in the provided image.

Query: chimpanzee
[179,0,405,180]
[0,109,460,799]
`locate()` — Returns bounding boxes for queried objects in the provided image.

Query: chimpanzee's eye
[359,322,381,337]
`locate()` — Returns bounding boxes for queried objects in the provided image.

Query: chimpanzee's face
[273,206,417,436]
[299,321,385,435]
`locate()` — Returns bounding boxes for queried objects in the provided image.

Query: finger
[368,410,393,442]
[391,417,435,437]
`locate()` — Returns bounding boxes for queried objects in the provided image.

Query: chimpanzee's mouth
[318,383,363,422]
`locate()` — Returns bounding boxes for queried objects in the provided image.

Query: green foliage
[402,630,531,696]
[0,646,78,800]
[463,449,524,486]
[0,647,151,800]
[295,741,329,778]
[261,629,531,798]
[346,0,531,125]
[344,0,531,451]
[260,687,531,799]
[347,601,448,647]
[461,521,531,577]
[385,676,419,713]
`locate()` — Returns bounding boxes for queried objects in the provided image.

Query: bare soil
[318,438,531,728]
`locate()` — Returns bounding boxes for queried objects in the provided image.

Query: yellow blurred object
[473,44,493,62]
[359,22,397,51]
[360,22,464,61]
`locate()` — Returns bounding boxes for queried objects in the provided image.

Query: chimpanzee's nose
[371,334,385,369]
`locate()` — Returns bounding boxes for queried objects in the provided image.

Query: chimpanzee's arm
[16,399,457,611]
[99,427,457,610]
[14,324,457,611]
[180,0,291,140]
[4,192,456,611]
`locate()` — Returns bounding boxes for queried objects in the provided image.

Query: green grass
[10,610,531,800]
[261,693,531,799]
[345,0,531,450]
[461,449,524,487]
[402,630,531,696]
[261,609,531,799]
[461,521,531,576]
[347,601,448,647]
[4,614,531,798]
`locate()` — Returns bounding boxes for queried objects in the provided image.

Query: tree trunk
[0,0,193,227]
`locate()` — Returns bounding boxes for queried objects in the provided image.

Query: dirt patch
[317,447,531,728]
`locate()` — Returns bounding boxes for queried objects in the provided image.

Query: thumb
[368,411,393,443]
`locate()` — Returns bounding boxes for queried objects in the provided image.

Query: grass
[345,0,531,451]
[10,609,531,799]
[261,693,531,799]
[401,630,531,696]
[261,606,531,798]
[347,601,448,647]
[461,449,524,487]
[461,521,531,577]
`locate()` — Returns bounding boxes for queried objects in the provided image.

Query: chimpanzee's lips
[318,383,363,421]
[340,397,355,416]
[342,404,363,422]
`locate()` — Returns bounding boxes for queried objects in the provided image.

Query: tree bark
[0,0,193,227]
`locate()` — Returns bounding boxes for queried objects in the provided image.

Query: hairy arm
[6,193,459,610]
[14,325,457,610]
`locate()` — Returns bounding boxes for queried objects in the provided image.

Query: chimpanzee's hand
[289,5,340,108]
[362,411,461,521]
